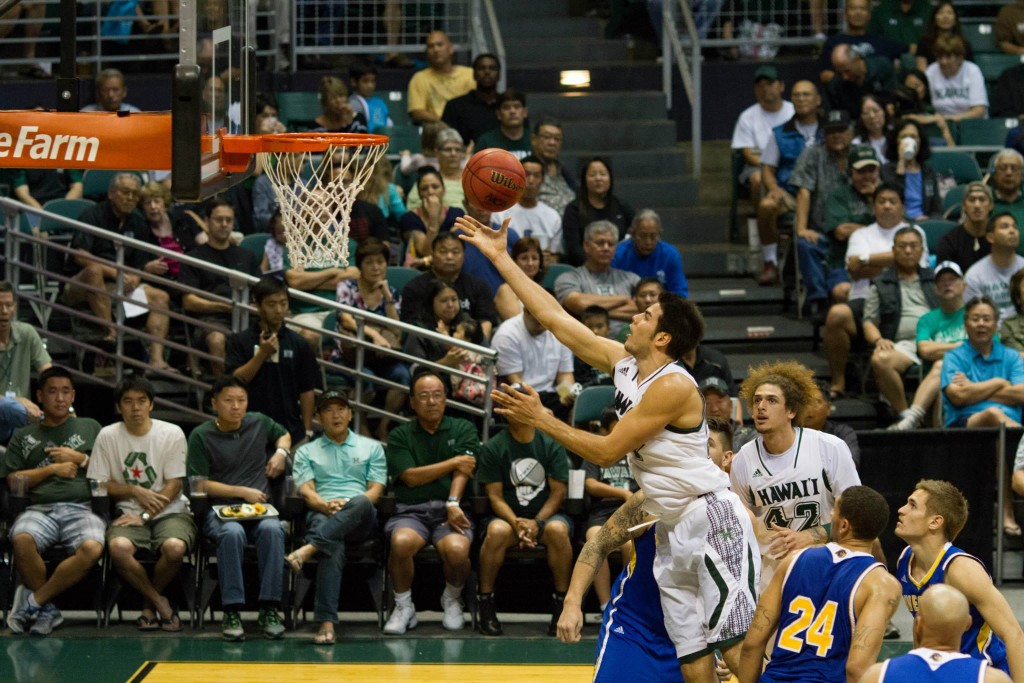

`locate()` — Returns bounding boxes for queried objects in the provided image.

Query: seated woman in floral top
[334,237,409,440]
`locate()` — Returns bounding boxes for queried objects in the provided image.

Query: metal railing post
[662,3,671,110]
[114,243,126,380]
[996,423,1005,585]
[353,318,366,434]
[692,46,701,177]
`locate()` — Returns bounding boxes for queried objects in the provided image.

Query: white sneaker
[383,602,417,635]
[29,604,63,636]
[440,593,465,631]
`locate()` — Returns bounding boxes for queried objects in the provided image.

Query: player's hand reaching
[491,382,546,427]
[454,215,510,262]
[556,600,584,644]
[768,523,821,559]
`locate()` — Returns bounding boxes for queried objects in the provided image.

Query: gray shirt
[789,145,848,230]
[964,255,1024,324]
[863,276,933,342]
[554,265,639,336]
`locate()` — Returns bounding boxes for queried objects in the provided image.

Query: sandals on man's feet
[313,629,336,645]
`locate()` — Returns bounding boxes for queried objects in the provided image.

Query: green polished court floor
[0,619,916,683]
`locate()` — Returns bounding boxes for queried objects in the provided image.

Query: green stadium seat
[962,22,998,54]
[381,125,421,156]
[975,54,1024,82]
[958,118,1017,147]
[570,385,615,427]
[276,91,321,131]
[928,151,981,184]
[377,90,410,128]
[386,266,421,295]
[240,232,270,260]
[916,219,957,252]
[941,185,967,220]
[542,262,574,290]
[40,198,95,234]
[81,169,147,201]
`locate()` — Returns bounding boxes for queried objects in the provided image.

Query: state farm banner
[0,111,172,170]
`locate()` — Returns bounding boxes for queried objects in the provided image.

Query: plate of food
[214,503,279,520]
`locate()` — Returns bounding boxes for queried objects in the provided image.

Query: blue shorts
[593,618,682,682]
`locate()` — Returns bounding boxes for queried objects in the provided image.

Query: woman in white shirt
[925,34,988,122]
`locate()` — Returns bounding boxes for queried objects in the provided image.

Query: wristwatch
[858,253,870,266]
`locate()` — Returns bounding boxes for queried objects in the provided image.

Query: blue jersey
[762,543,883,683]
[896,544,1009,674]
[593,528,682,683]
[879,648,989,682]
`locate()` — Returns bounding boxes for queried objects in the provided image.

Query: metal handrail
[480,0,507,94]
[1,198,499,436]
[663,0,702,177]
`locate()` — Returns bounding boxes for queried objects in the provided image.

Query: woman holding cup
[881,119,942,221]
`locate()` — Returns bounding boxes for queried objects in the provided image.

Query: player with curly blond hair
[730,360,862,589]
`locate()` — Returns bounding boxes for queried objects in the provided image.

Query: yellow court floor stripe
[133,662,594,682]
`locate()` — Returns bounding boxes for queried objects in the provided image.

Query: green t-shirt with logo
[1,417,101,505]
[477,429,568,518]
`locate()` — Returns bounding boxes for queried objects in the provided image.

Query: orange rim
[219,131,389,154]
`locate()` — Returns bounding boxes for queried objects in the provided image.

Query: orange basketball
[461,148,526,213]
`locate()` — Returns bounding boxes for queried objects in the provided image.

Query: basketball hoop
[221,132,389,270]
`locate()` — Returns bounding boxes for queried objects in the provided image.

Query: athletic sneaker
[7,585,40,634]
[258,608,285,639]
[476,594,502,636]
[382,602,417,635]
[221,611,245,641]
[440,593,464,631]
[29,604,63,636]
[884,620,900,640]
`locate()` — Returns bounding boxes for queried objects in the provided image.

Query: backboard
[172,0,257,202]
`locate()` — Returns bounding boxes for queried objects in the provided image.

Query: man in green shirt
[3,366,103,636]
[187,375,291,641]
[383,370,480,635]
[868,0,931,52]
[475,389,571,637]
[475,89,532,160]
[0,281,52,443]
[890,261,967,430]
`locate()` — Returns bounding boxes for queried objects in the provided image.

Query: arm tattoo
[750,604,773,631]
[809,526,828,543]
[578,493,648,569]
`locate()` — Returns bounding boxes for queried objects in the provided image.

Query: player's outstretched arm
[947,556,1024,683]
[737,554,791,683]
[557,491,649,644]
[493,374,700,468]
[846,567,901,683]
[455,214,627,375]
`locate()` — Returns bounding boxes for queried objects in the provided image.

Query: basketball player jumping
[457,215,759,682]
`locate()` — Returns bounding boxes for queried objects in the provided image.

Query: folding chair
[541,263,574,291]
[928,151,982,184]
[385,266,422,296]
[275,91,321,132]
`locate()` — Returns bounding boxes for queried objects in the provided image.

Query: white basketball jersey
[613,356,730,521]
[730,427,861,559]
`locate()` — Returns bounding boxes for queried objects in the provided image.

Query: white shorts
[654,489,760,662]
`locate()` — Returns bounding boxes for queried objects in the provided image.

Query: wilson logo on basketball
[488,171,523,193]
[0,126,100,163]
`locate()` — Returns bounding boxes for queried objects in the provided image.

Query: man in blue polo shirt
[942,295,1024,428]
[285,390,386,645]
[611,210,687,297]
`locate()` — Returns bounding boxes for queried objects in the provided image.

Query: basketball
[461,148,526,213]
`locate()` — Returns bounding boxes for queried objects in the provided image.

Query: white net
[259,140,388,270]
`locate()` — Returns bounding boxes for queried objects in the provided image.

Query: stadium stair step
[727,352,830,382]
[505,37,626,65]
[700,313,816,351]
[688,277,786,316]
[528,91,668,122]
[497,16,605,41]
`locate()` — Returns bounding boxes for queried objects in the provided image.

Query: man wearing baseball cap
[699,375,755,451]
[731,64,794,225]
[934,181,993,272]
[286,389,387,645]
[890,260,968,430]
[789,111,857,309]
[818,143,882,304]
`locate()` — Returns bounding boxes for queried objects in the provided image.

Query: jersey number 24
[777,596,837,657]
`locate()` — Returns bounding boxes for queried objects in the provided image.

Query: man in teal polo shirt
[382,369,480,635]
[286,389,386,645]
